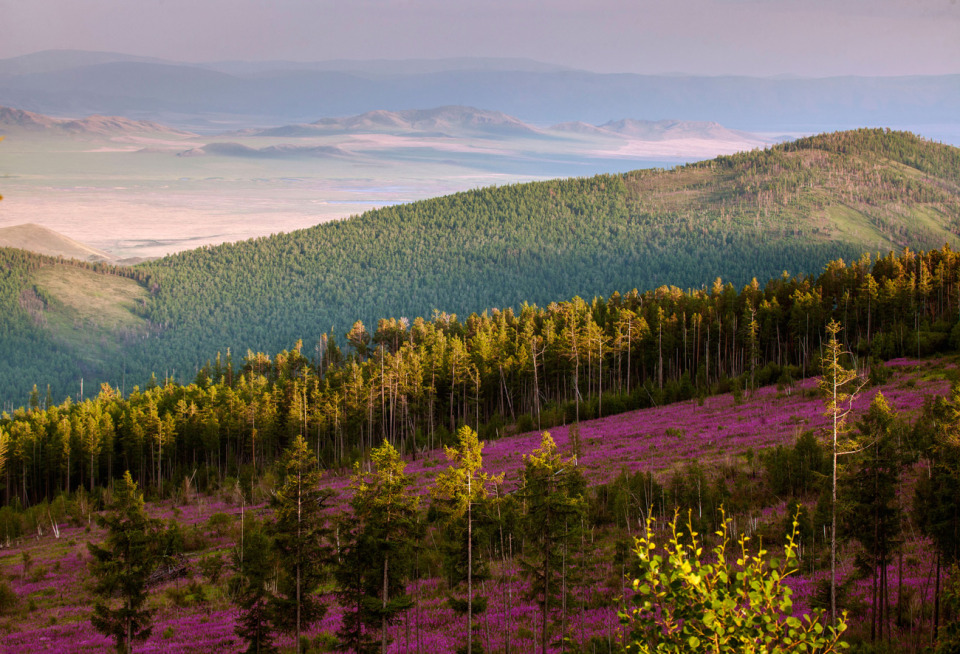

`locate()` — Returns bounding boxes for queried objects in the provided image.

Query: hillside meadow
[0,355,954,652]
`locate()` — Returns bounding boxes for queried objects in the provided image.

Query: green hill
[2,129,959,404]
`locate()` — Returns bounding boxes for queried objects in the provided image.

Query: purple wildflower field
[0,357,950,652]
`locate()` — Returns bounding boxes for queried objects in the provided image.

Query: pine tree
[334,511,379,654]
[231,519,278,654]
[87,471,163,654]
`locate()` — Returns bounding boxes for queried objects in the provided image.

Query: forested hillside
[3,243,960,504]
[1,129,959,403]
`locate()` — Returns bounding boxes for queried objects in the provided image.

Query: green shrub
[205,512,234,538]
[0,580,18,615]
[620,509,848,653]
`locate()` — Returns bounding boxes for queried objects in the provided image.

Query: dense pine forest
[1,129,959,404]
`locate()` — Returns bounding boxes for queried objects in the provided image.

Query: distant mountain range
[1,50,957,140]
[232,107,755,142]
[254,106,540,137]
[0,103,769,162]
[176,142,353,159]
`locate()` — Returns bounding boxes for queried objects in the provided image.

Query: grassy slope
[0,253,150,406]
[31,266,151,366]
[2,129,960,403]
[0,224,113,262]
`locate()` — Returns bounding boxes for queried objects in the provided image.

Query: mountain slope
[1,129,958,403]
[132,130,960,371]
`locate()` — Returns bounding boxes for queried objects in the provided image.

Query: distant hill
[595,118,755,141]
[320,106,539,136]
[0,223,113,261]
[203,56,574,76]
[0,105,193,137]
[245,106,542,138]
[1,129,958,403]
[176,142,351,159]
[0,49,572,77]
[0,49,174,76]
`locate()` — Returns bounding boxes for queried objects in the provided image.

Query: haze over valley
[0,97,774,260]
[1,44,958,260]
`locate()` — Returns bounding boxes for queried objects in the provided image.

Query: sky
[0,0,958,76]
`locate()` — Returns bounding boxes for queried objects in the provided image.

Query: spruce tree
[231,519,278,654]
[87,471,163,654]
[337,440,420,653]
[842,392,904,641]
[913,382,960,642]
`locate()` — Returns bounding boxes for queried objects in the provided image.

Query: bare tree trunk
[831,377,838,628]
[468,474,473,654]
[382,554,389,654]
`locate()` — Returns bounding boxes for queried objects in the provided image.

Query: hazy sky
[1,0,958,76]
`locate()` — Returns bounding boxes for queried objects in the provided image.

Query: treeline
[2,244,960,507]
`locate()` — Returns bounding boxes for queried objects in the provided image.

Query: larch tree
[430,425,503,654]
[519,431,586,654]
[818,319,863,628]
